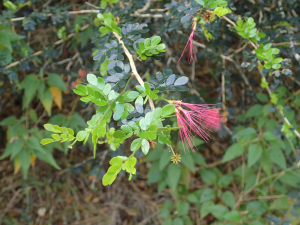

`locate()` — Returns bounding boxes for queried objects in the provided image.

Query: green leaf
[256,93,268,102]
[130,138,142,151]
[273,57,283,64]
[138,41,145,51]
[195,0,204,5]
[210,205,229,220]
[263,131,277,141]
[144,82,151,91]
[223,211,241,222]
[208,2,217,8]
[200,188,215,203]
[0,31,12,52]
[34,149,61,170]
[167,163,181,191]
[11,139,24,159]
[270,196,290,209]
[263,43,272,50]
[200,169,217,185]
[135,95,143,106]
[193,152,206,166]
[141,139,150,155]
[77,130,88,141]
[181,153,195,172]
[147,161,163,183]
[272,48,280,54]
[19,148,30,179]
[222,143,245,163]
[103,83,112,95]
[151,36,161,46]
[261,149,272,176]
[124,103,135,112]
[216,0,228,7]
[128,121,139,130]
[245,104,263,118]
[145,112,153,125]
[177,201,190,216]
[0,116,17,126]
[136,85,145,93]
[44,124,54,131]
[222,191,235,209]
[113,130,126,139]
[110,157,123,166]
[272,63,281,69]
[246,201,267,219]
[26,136,45,153]
[173,218,184,225]
[159,150,172,171]
[153,107,162,121]
[28,108,38,122]
[161,104,175,117]
[47,73,67,90]
[248,144,263,167]
[200,201,214,218]
[113,109,124,121]
[22,75,38,109]
[97,77,105,90]
[40,138,55,145]
[39,88,53,116]
[121,125,133,133]
[268,146,286,169]
[87,73,98,85]
[0,142,13,159]
[139,118,147,131]
[210,205,228,220]
[144,38,150,48]
[125,91,139,102]
[280,171,300,188]
[102,172,117,186]
[52,134,61,140]
[234,127,256,140]
[218,174,233,187]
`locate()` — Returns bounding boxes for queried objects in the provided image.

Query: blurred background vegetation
[0,0,300,224]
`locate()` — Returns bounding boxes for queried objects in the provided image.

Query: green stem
[161,98,169,102]
[169,145,176,155]
[127,148,139,161]
[68,139,78,149]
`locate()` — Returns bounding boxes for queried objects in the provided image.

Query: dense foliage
[1,0,300,224]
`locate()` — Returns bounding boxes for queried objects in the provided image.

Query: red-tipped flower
[173,101,221,152]
[178,20,197,63]
[175,108,197,153]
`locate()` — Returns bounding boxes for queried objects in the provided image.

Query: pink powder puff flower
[178,20,197,63]
[172,101,221,152]
[178,102,221,131]
[175,108,197,153]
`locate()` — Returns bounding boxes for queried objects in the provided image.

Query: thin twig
[242,194,286,202]
[130,13,164,18]
[113,32,155,111]
[272,42,300,46]
[4,24,90,70]
[10,10,99,22]
[84,2,101,9]
[136,0,152,13]
[220,55,253,93]
[221,58,226,106]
